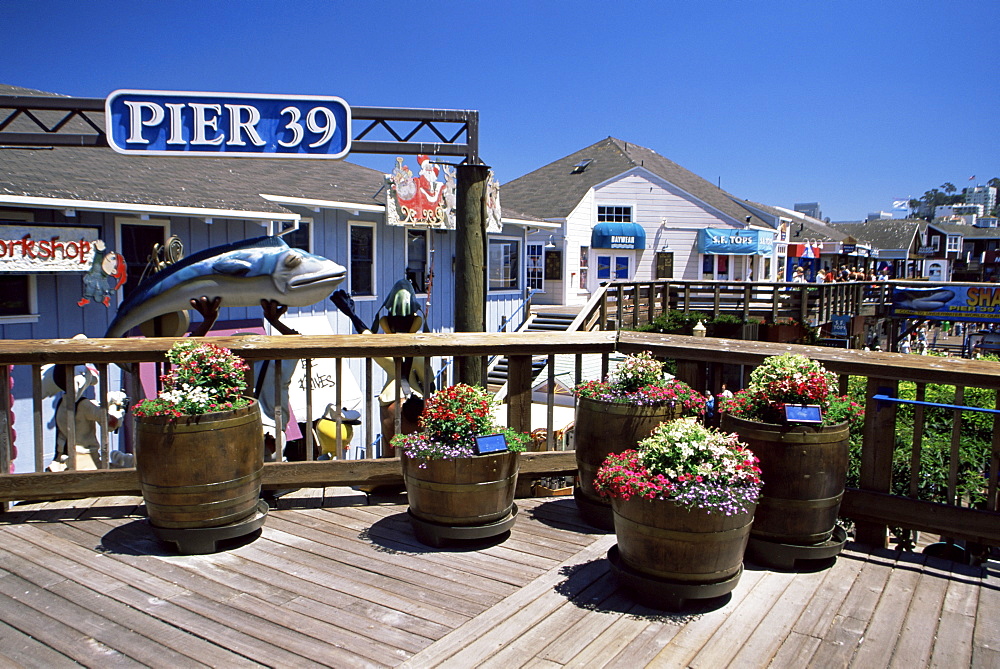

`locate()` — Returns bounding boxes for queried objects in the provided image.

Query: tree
[942,182,957,194]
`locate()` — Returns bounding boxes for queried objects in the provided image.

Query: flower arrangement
[719,352,863,426]
[391,383,529,461]
[575,351,706,415]
[594,419,762,515]
[132,340,251,418]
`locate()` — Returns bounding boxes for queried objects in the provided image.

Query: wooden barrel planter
[401,450,519,547]
[608,495,754,610]
[720,414,849,568]
[574,397,679,530]
[134,400,266,554]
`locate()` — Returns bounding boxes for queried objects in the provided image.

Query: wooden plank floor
[0,493,997,668]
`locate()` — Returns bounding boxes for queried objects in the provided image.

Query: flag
[892,200,908,209]
[969,175,976,181]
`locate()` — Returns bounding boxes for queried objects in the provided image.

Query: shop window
[488,238,519,291]
[406,228,429,293]
[349,224,375,296]
[526,243,543,291]
[597,205,632,223]
[615,256,630,280]
[0,275,35,318]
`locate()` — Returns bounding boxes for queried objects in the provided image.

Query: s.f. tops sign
[0,225,99,272]
[105,90,351,159]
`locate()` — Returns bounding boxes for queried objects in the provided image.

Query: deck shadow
[361,510,516,554]
[99,517,263,556]
[553,557,727,623]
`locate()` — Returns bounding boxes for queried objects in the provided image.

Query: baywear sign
[105,90,351,159]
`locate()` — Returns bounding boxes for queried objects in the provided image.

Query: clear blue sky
[2,0,997,222]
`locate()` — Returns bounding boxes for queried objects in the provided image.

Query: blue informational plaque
[474,434,508,455]
[784,404,823,424]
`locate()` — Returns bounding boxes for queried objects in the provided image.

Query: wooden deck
[1,493,997,668]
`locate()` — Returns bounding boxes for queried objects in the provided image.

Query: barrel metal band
[407,470,517,493]
[613,513,750,542]
[140,469,261,495]
[760,491,843,509]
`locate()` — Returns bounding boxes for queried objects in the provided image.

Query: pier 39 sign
[105,90,351,159]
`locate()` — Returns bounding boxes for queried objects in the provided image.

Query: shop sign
[918,245,935,255]
[699,228,775,256]
[841,243,856,253]
[0,225,99,272]
[106,90,351,159]
[830,315,850,338]
[892,284,1000,323]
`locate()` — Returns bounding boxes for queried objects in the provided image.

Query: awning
[698,228,775,256]
[591,222,646,250]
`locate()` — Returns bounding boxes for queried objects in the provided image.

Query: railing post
[506,354,533,437]
[856,377,898,548]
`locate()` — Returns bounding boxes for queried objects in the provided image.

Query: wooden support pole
[455,163,489,386]
[856,376,898,548]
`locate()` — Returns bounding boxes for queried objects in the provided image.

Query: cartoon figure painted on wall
[386,155,456,229]
[78,239,127,307]
[331,279,431,456]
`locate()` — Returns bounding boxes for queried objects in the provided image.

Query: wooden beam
[843,488,1000,545]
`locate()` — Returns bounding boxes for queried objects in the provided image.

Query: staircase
[488,311,578,389]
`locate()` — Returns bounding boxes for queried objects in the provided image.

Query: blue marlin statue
[105,235,346,338]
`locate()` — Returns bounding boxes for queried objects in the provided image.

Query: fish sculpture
[106,235,346,338]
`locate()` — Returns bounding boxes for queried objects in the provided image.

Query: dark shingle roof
[830,219,926,251]
[501,137,767,227]
[928,222,1000,240]
[0,146,386,214]
[1,83,387,214]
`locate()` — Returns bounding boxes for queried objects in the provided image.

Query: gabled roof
[502,137,767,227]
[830,219,926,251]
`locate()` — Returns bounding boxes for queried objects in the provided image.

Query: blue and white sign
[830,315,850,338]
[698,228,775,256]
[105,90,351,159]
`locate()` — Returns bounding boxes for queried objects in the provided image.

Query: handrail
[1,330,998,550]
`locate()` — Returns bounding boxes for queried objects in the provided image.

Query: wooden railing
[601,280,879,330]
[0,331,998,552]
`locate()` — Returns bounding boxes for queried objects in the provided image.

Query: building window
[580,246,589,289]
[283,220,312,252]
[488,238,519,291]
[947,235,961,252]
[349,224,375,296]
[406,228,429,293]
[0,275,35,318]
[597,205,632,223]
[526,243,543,291]
[931,237,940,252]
